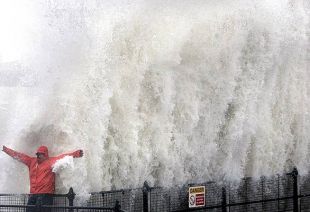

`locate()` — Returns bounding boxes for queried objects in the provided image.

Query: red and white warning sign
[188,186,205,208]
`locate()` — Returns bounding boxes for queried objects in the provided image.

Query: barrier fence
[1,168,310,211]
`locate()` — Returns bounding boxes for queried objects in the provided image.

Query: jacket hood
[36,146,49,157]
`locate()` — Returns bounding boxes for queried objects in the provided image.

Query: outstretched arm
[2,145,32,167]
[54,149,83,161]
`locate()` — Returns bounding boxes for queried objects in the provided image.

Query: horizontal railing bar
[0,193,68,197]
[0,205,32,208]
[0,204,116,210]
[227,196,294,206]
[173,196,298,211]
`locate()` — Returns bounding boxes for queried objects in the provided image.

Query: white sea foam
[0,0,309,198]
[52,156,74,173]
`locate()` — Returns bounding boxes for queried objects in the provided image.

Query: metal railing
[0,187,125,212]
[1,168,310,211]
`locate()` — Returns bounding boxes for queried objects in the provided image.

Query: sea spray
[0,0,309,199]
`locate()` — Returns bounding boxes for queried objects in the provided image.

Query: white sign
[188,186,205,208]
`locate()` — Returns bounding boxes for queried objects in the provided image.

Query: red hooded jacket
[3,146,82,194]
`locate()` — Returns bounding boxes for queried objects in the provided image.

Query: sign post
[188,186,205,208]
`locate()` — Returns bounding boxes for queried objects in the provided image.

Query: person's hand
[79,150,84,157]
[74,149,83,158]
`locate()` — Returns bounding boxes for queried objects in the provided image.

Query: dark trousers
[27,194,54,212]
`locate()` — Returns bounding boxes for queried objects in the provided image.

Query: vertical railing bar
[292,168,299,212]
[261,176,264,211]
[278,174,280,212]
[245,179,248,211]
[228,184,231,212]
[222,187,227,212]
[143,181,150,212]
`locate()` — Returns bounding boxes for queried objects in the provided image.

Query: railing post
[292,167,299,212]
[67,187,76,212]
[261,176,265,211]
[222,187,227,212]
[114,200,121,212]
[143,181,151,212]
[101,192,105,208]
[35,195,42,212]
[35,202,41,212]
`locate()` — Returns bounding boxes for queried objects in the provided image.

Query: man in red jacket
[2,145,83,212]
